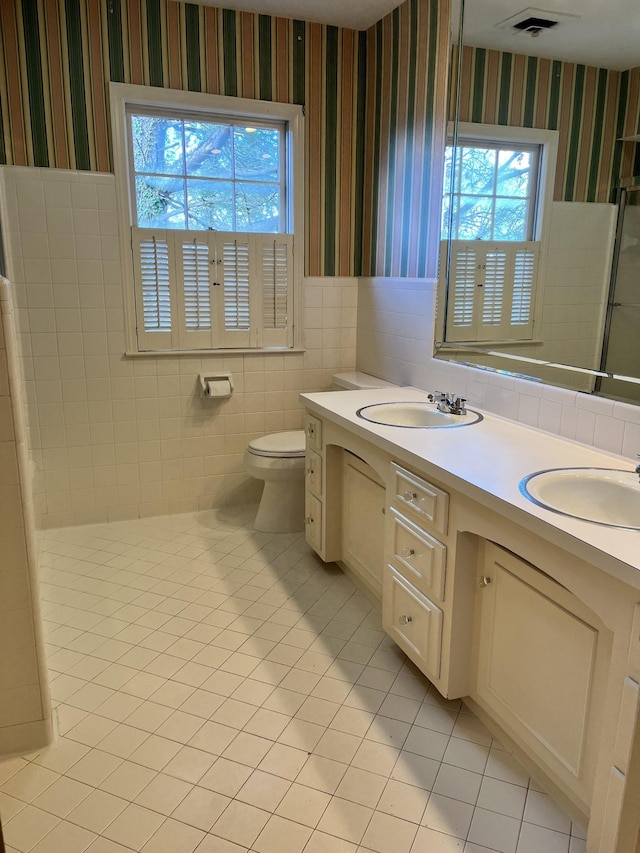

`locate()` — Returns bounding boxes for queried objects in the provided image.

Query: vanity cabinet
[301,401,640,852]
[382,463,450,684]
[342,451,386,598]
[470,541,608,814]
[303,413,328,558]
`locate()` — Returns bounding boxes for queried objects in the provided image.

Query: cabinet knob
[403,490,418,502]
[401,548,416,558]
[398,614,413,625]
[306,425,315,437]
[306,467,314,476]
[479,576,492,587]
[305,516,314,524]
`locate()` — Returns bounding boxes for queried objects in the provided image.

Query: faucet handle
[453,396,467,415]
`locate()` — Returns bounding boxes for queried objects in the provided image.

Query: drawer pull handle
[399,614,413,625]
[403,490,418,502]
[479,576,492,587]
[305,516,314,524]
[401,548,416,558]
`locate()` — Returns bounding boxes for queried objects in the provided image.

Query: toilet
[245,372,396,533]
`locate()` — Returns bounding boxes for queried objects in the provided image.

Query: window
[441,141,540,241]
[441,124,557,345]
[110,84,304,353]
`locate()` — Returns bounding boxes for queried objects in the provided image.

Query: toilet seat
[247,430,306,458]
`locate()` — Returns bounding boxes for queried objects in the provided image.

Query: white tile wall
[357,276,640,463]
[0,166,357,528]
[540,203,615,369]
[0,277,52,755]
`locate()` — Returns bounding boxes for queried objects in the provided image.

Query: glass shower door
[597,186,640,402]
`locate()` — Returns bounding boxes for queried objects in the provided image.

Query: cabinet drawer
[305,414,323,452]
[389,508,446,601]
[392,464,449,535]
[305,492,323,554]
[306,449,322,495]
[383,566,443,680]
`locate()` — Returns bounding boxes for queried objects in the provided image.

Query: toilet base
[254,478,305,533]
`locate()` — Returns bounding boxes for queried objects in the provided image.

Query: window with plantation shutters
[132,229,293,350]
[443,240,539,342]
[111,85,303,354]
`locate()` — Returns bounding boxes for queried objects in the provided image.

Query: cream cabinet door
[342,451,386,598]
[473,542,606,808]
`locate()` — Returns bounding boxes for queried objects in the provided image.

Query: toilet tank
[331,371,397,391]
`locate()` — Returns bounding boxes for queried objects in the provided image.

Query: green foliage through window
[442,142,539,241]
[130,113,283,232]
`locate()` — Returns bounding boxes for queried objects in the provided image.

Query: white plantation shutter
[218,236,252,347]
[132,229,294,351]
[133,228,175,350]
[447,244,477,332]
[444,240,539,342]
[176,234,214,349]
[482,249,507,327]
[260,235,293,347]
[511,249,536,326]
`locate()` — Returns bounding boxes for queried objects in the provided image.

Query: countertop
[300,386,640,590]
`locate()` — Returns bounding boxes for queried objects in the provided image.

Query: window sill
[125,347,306,358]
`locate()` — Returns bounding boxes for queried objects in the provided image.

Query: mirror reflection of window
[442,142,540,241]
[441,135,546,344]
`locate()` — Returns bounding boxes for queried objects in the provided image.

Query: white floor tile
[27,511,580,853]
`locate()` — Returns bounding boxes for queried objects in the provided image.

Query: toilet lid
[248,430,306,458]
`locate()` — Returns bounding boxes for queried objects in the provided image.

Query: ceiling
[177,0,403,30]
[179,0,640,70]
[457,0,640,71]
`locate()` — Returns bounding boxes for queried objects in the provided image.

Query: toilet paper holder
[198,373,234,399]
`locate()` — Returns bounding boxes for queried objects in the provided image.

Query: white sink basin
[521,467,640,529]
[356,401,482,428]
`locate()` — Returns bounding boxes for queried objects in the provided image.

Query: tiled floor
[1,507,587,853]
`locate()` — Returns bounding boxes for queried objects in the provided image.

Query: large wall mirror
[436,0,640,404]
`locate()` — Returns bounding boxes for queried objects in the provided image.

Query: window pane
[496,149,532,198]
[135,176,185,228]
[459,146,496,195]
[132,116,184,175]
[493,198,528,240]
[186,179,234,230]
[184,121,233,178]
[457,196,493,240]
[233,127,280,181]
[235,183,281,232]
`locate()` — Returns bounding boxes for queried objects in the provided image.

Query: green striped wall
[0,0,370,277]
[0,0,450,279]
[362,0,450,277]
[456,45,640,203]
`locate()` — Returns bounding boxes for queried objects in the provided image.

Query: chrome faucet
[428,391,467,416]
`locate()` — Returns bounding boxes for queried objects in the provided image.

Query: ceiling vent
[495,7,580,38]
[513,16,557,36]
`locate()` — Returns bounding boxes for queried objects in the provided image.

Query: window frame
[109,82,304,355]
[440,122,558,345]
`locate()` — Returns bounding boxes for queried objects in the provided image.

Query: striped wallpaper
[0,0,369,277]
[455,45,640,203]
[363,0,449,278]
[0,0,450,279]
